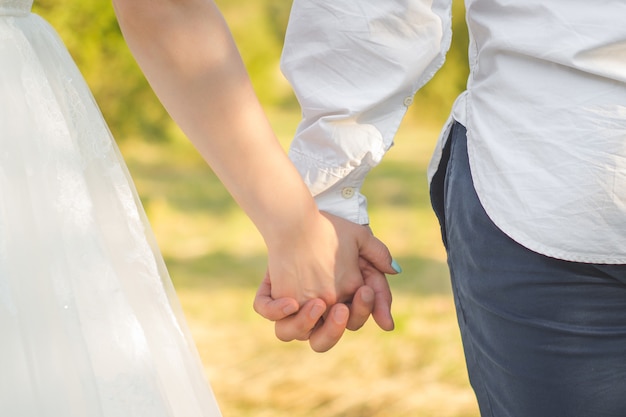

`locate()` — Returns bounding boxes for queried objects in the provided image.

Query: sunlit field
[32,0,478,414]
[120,112,480,417]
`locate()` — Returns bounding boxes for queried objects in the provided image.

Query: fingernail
[362,289,374,303]
[333,307,349,324]
[282,303,298,316]
[391,258,403,274]
[310,303,325,320]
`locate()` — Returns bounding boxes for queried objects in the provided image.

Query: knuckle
[310,341,330,353]
[275,328,294,342]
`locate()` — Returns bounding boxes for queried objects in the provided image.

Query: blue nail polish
[391,258,403,274]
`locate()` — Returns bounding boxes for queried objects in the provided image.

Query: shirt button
[341,187,355,199]
[403,96,414,106]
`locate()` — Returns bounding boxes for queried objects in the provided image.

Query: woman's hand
[265,211,371,306]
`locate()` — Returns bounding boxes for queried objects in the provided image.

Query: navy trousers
[430,122,626,417]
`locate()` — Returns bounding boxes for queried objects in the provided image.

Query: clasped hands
[253,211,398,352]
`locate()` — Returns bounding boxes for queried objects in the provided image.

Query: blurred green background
[33,1,478,416]
[34,0,469,142]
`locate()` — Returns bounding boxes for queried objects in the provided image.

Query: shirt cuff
[288,123,383,224]
[313,165,371,225]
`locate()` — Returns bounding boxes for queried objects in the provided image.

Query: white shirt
[281,0,626,264]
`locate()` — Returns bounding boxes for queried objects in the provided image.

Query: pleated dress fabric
[0,1,222,415]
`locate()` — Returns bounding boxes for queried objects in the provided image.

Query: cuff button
[341,187,355,199]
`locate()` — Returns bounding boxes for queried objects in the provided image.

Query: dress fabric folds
[0,1,222,415]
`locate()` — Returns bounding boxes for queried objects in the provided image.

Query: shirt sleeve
[281,0,452,224]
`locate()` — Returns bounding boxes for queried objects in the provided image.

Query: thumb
[358,232,402,275]
[253,272,300,321]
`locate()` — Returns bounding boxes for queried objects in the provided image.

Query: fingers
[254,273,352,351]
[358,230,399,276]
[274,298,327,342]
[253,274,299,321]
[346,285,375,331]
[272,300,352,352]
[308,303,350,353]
[272,285,384,352]
[356,225,397,330]
[371,282,394,331]
[360,258,394,331]
[346,280,393,332]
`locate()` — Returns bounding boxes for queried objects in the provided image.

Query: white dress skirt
[0,1,222,415]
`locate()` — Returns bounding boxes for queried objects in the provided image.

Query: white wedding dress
[0,1,222,415]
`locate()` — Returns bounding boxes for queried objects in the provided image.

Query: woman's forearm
[112,0,318,243]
